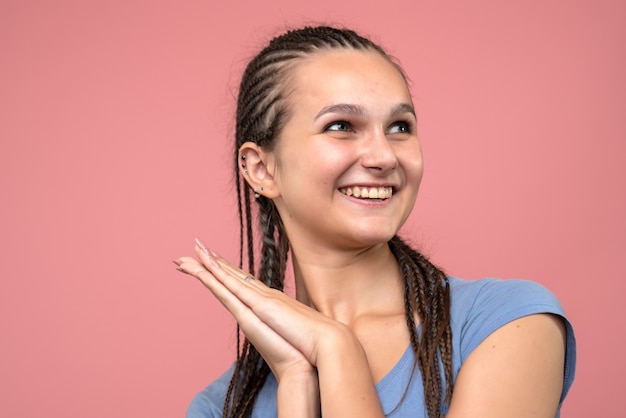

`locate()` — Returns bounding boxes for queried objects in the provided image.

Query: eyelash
[324,120,414,134]
[388,121,413,134]
[325,121,352,132]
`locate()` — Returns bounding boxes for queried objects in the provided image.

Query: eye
[388,121,412,134]
[324,121,352,132]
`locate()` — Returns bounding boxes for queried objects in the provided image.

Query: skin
[175,49,566,417]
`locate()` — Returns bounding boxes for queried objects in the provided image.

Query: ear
[238,142,280,199]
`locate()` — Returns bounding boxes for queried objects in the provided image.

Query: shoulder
[448,276,564,315]
[186,364,279,418]
[447,276,572,356]
[448,277,568,347]
[447,313,569,417]
[447,276,576,405]
[186,366,234,418]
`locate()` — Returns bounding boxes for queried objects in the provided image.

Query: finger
[187,241,332,361]
[176,257,306,371]
[190,246,294,316]
[176,257,257,317]
[186,250,296,324]
[176,249,262,298]
[173,256,204,276]
[176,256,269,325]
[199,254,276,303]
[193,245,266,291]
[214,257,262,287]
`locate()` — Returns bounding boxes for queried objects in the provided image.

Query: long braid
[389,235,453,417]
[223,167,251,416]
[223,197,288,417]
[224,26,453,418]
[258,198,288,291]
[243,187,255,274]
[224,158,261,416]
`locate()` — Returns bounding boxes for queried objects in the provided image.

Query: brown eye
[325,121,351,132]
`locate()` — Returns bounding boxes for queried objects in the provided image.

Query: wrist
[314,326,386,417]
[277,369,320,418]
[315,324,366,368]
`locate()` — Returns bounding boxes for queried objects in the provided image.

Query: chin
[350,228,399,247]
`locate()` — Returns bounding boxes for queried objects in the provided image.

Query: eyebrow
[313,102,416,121]
[314,104,365,121]
[390,103,416,118]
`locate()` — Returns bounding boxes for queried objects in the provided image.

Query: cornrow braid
[226,26,453,418]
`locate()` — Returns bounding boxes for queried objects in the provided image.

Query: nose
[360,129,399,174]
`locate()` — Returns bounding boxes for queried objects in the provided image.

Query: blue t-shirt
[187,277,576,417]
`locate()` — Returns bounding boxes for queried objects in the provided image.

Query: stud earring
[241,155,248,174]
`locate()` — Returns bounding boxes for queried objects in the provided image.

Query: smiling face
[264,49,424,251]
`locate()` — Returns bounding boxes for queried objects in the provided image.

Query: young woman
[174,26,576,418]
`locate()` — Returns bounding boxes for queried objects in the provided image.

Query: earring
[241,155,248,174]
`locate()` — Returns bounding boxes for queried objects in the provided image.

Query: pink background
[1,0,624,416]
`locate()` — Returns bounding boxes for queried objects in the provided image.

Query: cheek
[414,158,425,184]
[274,148,340,197]
[400,143,424,183]
[287,141,351,180]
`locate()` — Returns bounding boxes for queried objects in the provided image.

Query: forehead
[287,49,412,111]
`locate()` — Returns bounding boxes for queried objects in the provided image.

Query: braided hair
[228,26,453,418]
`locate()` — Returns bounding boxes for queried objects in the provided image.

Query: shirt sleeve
[186,365,235,418]
[451,278,576,405]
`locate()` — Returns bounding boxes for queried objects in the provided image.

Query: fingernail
[195,237,209,255]
[172,259,181,266]
[175,267,185,273]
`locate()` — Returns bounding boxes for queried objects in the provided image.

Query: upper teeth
[339,186,393,199]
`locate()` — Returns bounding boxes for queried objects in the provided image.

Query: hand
[174,239,340,383]
[175,238,387,417]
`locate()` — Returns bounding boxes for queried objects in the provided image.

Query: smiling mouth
[339,186,393,200]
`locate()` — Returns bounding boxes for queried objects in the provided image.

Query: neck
[291,242,405,325]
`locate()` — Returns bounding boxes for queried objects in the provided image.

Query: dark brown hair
[228,26,452,418]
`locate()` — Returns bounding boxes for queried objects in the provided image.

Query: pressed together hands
[174,238,385,417]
